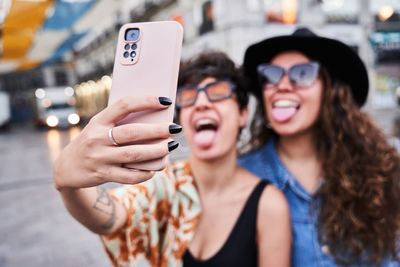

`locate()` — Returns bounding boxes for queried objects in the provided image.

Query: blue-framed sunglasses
[176,79,236,108]
[257,62,320,90]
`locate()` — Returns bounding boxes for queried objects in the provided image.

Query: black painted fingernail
[168,141,179,152]
[159,97,172,106]
[169,124,182,134]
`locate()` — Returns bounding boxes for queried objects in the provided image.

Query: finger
[112,123,182,145]
[106,139,179,164]
[97,96,172,125]
[107,166,155,184]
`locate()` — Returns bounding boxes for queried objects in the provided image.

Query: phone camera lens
[124,28,140,42]
[130,51,136,58]
[124,44,130,50]
[123,51,129,58]
[131,44,137,50]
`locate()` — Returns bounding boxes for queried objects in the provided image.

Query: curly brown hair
[248,67,400,265]
[315,78,400,265]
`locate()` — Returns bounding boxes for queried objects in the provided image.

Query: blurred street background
[0,0,399,266]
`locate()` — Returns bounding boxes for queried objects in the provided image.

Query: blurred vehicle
[33,86,80,128]
[0,91,11,130]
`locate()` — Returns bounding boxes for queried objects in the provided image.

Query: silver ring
[108,127,119,146]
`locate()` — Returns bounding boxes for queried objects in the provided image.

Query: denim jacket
[238,139,398,267]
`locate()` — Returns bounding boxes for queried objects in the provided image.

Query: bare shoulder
[258,183,289,221]
[237,166,289,218]
[255,182,291,266]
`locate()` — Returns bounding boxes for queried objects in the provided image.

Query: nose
[193,90,212,109]
[276,73,294,91]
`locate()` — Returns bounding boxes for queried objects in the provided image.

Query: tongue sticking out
[194,130,216,149]
[272,107,297,122]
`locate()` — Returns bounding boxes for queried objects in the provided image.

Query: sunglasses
[257,62,320,90]
[176,79,236,108]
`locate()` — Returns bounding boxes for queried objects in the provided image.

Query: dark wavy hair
[248,65,400,265]
[177,51,248,111]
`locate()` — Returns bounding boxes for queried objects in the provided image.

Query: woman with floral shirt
[54,51,291,267]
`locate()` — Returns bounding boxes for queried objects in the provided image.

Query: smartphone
[108,21,183,171]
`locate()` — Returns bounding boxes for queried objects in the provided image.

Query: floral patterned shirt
[100,160,201,267]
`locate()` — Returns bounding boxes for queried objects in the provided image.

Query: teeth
[196,119,216,128]
[273,100,299,108]
[196,119,217,131]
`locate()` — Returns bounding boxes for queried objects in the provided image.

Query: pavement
[0,123,189,267]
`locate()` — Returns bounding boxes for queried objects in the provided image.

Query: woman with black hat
[239,28,400,266]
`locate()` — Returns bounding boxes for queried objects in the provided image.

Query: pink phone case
[108,21,183,171]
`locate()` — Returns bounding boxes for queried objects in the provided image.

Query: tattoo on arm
[93,187,116,230]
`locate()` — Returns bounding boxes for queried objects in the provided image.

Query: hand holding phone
[108,21,183,171]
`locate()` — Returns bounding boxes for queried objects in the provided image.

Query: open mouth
[195,118,218,132]
[272,100,300,122]
[193,118,219,149]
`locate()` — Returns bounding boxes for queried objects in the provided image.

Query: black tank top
[183,180,269,267]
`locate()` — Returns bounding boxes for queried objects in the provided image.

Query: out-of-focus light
[88,80,96,87]
[35,88,46,99]
[283,0,296,24]
[46,115,59,127]
[68,113,80,125]
[64,87,75,97]
[101,75,112,89]
[47,129,61,162]
[378,5,394,21]
[69,126,81,142]
[42,98,52,108]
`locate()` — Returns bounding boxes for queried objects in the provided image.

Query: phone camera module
[131,44,137,50]
[124,44,130,50]
[123,51,129,58]
[125,28,140,42]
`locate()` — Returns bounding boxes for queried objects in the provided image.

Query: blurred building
[0,0,399,135]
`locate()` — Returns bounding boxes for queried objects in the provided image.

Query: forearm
[58,186,127,235]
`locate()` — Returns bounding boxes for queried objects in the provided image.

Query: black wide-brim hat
[243,27,369,106]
